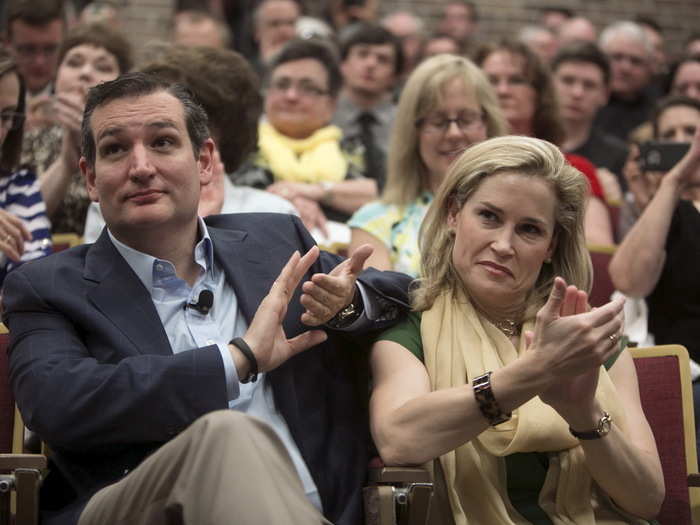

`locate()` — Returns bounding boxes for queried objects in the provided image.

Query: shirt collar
[108,217,215,292]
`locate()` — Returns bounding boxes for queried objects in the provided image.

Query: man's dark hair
[141,46,262,173]
[58,23,133,76]
[7,0,64,36]
[551,41,611,86]
[81,72,209,168]
[339,22,404,76]
[651,95,700,138]
[266,38,342,98]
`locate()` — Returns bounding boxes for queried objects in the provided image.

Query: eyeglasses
[12,43,59,59]
[0,111,25,131]
[268,77,329,98]
[417,112,485,134]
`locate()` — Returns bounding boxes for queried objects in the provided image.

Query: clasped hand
[524,277,625,413]
[241,244,373,374]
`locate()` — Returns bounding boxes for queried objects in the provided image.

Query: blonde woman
[347,54,507,277]
[370,136,664,524]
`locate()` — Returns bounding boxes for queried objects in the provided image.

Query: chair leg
[14,469,42,525]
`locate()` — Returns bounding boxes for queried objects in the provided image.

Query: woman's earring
[544,257,552,264]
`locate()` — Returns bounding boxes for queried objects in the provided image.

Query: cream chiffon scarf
[421,290,646,525]
[258,121,347,184]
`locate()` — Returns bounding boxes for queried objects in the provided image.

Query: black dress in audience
[572,127,630,191]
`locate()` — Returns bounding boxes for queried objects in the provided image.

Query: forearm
[374,353,550,465]
[39,154,76,218]
[609,175,681,297]
[321,179,378,214]
[564,403,664,518]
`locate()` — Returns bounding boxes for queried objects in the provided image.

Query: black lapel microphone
[186,290,214,315]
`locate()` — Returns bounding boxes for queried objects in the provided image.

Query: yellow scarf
[258,121,347,184]
[421,290,646,525]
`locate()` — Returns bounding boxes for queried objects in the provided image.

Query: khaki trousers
[78,410,332,525]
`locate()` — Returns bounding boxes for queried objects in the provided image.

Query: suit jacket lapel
[208,225,277,324]
[83,231,172,356]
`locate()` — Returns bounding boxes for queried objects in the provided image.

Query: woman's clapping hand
[524,277,624,411]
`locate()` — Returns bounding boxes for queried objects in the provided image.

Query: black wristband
[230,337,258,383]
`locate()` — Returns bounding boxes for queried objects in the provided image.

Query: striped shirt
[0,168,52,285]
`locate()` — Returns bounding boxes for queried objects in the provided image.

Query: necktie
[357,112,385,190]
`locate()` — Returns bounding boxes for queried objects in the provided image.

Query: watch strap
[569,411,612,440]
[472,371,511,426]
[230,337,258,384]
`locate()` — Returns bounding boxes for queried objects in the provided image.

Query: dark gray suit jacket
[3,213,411,525]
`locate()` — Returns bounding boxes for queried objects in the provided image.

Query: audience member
[347,54,507,276]
[5,0,66,129]
[610,99,700,454]
[668,54,700,101]
[20,23,131,236]
[595,21,657,142]
[552,41,629,196]
[435,1,478,55]
[84,45,297,242]
[0,49,51,286]
[477,39,614,245]
[333,23,402,189]
[3,71,412,525]
[253,0,300,68]
[618,95,700,237]
[422,34,461,59]
[381,11,426,79]
[172,9,232,49]
[518,25,558,66]
[232,38,375,232]
[328,0,378,31]
[369,135,664,524]
[557,16,597,47]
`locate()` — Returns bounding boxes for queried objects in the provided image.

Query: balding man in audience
[381,11,425,78]
[172,9,231,49]
[253,0,300,68]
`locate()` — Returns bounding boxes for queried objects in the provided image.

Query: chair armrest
[364,462,433,525]
[0,454,47,471]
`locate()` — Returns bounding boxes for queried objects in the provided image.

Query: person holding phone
[610,94,700,457]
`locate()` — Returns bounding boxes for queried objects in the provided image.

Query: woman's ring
[609,333,618,344]
[4,234,10,243]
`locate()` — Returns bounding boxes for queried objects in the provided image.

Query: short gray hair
[599,21,653,57]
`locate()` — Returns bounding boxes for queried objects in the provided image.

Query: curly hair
[58,23,133,75]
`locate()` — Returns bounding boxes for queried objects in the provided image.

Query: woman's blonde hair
[413,135,592,319]
[382,54,508,206]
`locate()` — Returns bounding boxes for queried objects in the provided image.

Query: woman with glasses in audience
[477,39,615,246]
[348,54,507,277]
[232,38,374,234]
[0,50,51,286]
[21,23,132,236]
[370,135,664,524]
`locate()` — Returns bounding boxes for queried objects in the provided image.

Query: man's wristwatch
[569,411,612,440]
[326,289,363,329]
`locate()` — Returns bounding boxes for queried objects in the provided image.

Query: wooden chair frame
[631,345,700,524]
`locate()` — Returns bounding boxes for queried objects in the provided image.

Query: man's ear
[197,138,215,187]
[80,157,99,203]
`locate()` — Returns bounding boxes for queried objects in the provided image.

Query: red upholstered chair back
[631,345,698,525]
[0,330,14,454]
[588,246,617,307]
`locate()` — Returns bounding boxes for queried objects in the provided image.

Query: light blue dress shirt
[108,218,323,511]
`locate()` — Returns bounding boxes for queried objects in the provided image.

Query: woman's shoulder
[376,310,424,362]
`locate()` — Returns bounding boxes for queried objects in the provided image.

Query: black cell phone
[638,141,690,172]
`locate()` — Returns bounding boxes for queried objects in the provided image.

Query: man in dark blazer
[2,73,411,525]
